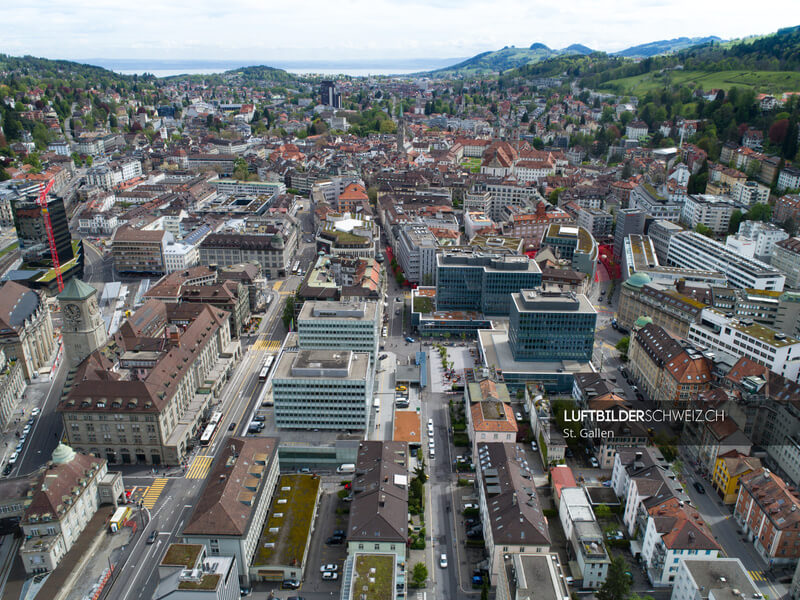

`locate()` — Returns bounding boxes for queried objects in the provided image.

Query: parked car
[463,503,478,510]
[30,408,40,417]
[515,412,523,421]
[332,530,346,538]
[530,441,538,451]
[282,579,301,589]
[252,415,266,422]
[589,457,600,468]
[322,572,338,581]
[320,564,339,573]
[326,536,344,545]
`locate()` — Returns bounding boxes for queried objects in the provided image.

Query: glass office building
[436,252,542,316]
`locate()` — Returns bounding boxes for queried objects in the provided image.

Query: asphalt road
[15,358,68,476]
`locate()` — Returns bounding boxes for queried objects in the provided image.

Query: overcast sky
[3,1,795,62]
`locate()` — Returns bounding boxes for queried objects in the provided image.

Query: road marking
[141,478,168,509]
[272,280,283,291]
[186,455,214,479]
[748,570,765,581]
[252,340,281,351]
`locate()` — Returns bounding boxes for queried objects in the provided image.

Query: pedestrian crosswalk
[186,455,214,480]
[272,280,283,291]
[252,340,281,351]
[141,478,168,509]
[748,570,767,582]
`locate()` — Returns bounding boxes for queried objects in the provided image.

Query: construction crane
[36,179,64,292]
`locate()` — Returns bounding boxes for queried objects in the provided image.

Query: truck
[336,463,355,474]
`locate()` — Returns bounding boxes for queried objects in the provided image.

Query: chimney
[166,325,181,347]
[635,452,642,461]
[512,492,517,506]
[379,494,386,507]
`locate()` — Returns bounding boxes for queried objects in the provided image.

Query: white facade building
[667,231,785,291]
[731,180,769,207]
[688,308,800,382]
[735,220,790,262]
[670,558,759,600]
[679,195,735,235]
[163,242,200,274]
[395,225,439,285]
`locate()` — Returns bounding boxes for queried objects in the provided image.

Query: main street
[101,290,286,600]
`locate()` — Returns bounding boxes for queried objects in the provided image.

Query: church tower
[58,278,107,367]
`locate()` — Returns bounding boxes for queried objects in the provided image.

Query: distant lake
[82,58,466,78]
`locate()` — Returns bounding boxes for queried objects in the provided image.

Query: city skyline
[3,0,796,62]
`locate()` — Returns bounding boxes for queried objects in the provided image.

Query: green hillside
[614,36,723,58]
[599,69,800,95]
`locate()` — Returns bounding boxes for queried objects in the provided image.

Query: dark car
[228,421,236,431]
[693,481,706,494]
[326,536,344,545]
[282,578,301,589]
[465,517,480,527]
[333,529,346,538]
[565,448,574,458]
[146,530,157,544]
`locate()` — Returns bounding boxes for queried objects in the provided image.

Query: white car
[30,408,40,417]
[428,418,433,428]
[439,553,448,568]
[322,572,339,581]
[590,457,600,468]
[320,564,339,573]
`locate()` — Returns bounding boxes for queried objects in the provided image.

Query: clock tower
[57,278,107,368]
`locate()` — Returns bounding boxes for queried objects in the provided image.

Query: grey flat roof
[478,329,593,376]
[513,290,596,314]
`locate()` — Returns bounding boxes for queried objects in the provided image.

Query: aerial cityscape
[1,7,800,600]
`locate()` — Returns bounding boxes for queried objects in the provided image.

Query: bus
[292,261,301,275]
[200,411,224,446]
[259,355,275,381]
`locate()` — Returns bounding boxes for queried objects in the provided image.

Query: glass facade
[436,255,542,316]
[509,301,597,361]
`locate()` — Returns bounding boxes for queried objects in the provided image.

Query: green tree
[728,209,744,234]
[411,563,428,588]
[694,223,714,238]
[747,202,772,222]
[233,157,249,181]
[597,555,631,600]
[22,152,42,173]
[595,504,612,519]
[282,296,296,330]
[481,580,489,600]
[615,336,629,357]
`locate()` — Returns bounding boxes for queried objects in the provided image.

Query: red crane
[36,179,64,292]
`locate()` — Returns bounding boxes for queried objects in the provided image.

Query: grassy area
[161,544,202,568]
[34,240,82,282]
[413,296,434,314]
[0,241,19,258]
[600,69,800,96]
[354,554,394,600]
[253,474,320,567]
[460,158,482,174]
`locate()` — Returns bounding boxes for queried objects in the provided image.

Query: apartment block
[679,195,735,235]
[395,225,438,284]
[631,183,682,222]
[771,237,800,288]
[199,231,298,279]
[735,468,800,564]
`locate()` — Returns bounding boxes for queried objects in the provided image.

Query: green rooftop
[177,574,220,591]
[253,474,320,567]
[353,554,394,600]
[161,544,203,568]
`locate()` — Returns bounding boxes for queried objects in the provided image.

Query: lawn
[253,474,320,567]
[34,240,82,282]
[354,554,394,600]
[460,158,482,174]
[161,543,202,568]
[600,69,800,96]
[177,574,220,590]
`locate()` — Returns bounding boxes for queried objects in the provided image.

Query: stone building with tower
[57,278,107,368]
